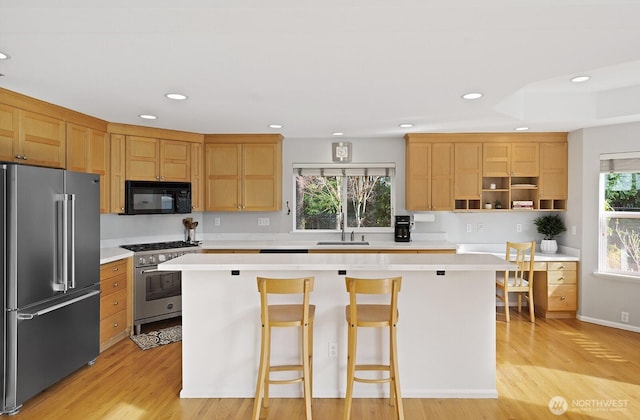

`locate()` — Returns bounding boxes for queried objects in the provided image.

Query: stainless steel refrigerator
[1,163,101,415]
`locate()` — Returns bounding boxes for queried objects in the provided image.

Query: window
[599,154,640,276]
[293,163,394,231]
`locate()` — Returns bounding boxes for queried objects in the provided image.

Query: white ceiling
[2,0,640,139]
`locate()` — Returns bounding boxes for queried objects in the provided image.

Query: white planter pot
[540,239,558,254]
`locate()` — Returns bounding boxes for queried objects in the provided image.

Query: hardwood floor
[11,311,640,419]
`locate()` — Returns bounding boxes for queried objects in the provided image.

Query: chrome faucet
[341,213,346,242]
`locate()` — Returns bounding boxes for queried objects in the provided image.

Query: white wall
[567,122,640,331]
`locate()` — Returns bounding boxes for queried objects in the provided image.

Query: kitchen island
[160,252,514,399]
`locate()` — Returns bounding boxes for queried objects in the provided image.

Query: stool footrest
[355,364,390,371]
[270,364,303,372]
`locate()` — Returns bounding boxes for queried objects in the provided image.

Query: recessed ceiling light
[399,123,414,128]
[139,114,158,120]
[268,124,283,129]
[0,52,8,60]
[462,92,483,100]
[515,127,529,131]
[570,75,590,83]
[332,132,344,136]
[165,93,188,100]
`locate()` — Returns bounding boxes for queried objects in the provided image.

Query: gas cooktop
[120,241,200,253]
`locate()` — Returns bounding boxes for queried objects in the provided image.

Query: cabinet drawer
[547,285,577,311]
[100,272,127,296]
[100,259,127,281]
[100,288,127,318]
[100,310,127,343]
[547,261,577,271]
[547,269,577,284]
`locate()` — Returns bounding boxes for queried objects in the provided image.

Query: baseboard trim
[577,315,640,333]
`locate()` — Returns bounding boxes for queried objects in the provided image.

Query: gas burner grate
[121,241,199,253]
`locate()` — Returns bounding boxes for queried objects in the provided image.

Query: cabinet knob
[113,282,118,287]
[113,267,119,272]
[560,296,566,301]
[15,155,28,160]
[558,277,564,281]
[113,300,119,306]
[113,322,119,328]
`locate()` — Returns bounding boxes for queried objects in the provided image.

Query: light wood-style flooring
[11,311,640,419]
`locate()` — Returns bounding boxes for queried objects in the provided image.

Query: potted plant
[533,214,567,253]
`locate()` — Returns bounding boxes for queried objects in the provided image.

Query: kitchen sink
[316,241,370,246]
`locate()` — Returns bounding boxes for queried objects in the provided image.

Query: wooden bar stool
[344,276,403,420]
[252,277,315,420]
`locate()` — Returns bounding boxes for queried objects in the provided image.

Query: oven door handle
[140,268,177,274]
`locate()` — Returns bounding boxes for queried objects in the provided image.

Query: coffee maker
[394,215,411,242]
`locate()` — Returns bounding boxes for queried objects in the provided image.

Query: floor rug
[130,325,182,350]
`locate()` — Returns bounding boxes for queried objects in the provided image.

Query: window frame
[291,163,396,234]
[598,154,640,278]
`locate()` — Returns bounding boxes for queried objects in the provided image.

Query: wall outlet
[621,311,630,323]
[477,223,484,233]
[214,217,221,226]
[516,223,522,233]
[257,217,270,226]
[466,224,472,233]
[572,225,577,235]
[328,342,338,357]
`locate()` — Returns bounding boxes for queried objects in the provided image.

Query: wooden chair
[496,241,536,322]
[253,277,315,420]
[344,276,403,420]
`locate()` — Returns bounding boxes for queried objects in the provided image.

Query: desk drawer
[547,270,577,284]
[548,261,577,271]
[547,285,577,311]
[101,259,127,281]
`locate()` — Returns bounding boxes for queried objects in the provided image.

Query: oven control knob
[148,255,156,264]
[158,254,167,262]
[167,303,174,309]
[139,256,146,265]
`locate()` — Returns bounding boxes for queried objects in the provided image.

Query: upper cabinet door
[243,143,280,211]
[405,141,431,210]
[125,136,160,181]
[66,123,90,172]
[454,143,482,199]
[159,139,190,182]
[540,142,568,199]
[205,143,242,211]
[511,143,539,176]
[190,143,204,212]
[430,143,454,211]
[482,143,510,177]
[0,104,19,162]
[19,110,66,168]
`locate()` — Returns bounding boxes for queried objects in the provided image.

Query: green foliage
[534,214,566,240]
[604,173,640,211]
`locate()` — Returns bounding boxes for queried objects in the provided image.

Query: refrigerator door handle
[69,193,76,289]
[53,194,69,292]
[17,290,100,320]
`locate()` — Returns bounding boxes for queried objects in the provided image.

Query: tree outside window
[295,172,392,231]
[601,172,640,275]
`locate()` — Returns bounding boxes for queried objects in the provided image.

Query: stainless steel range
[120,241,200,334]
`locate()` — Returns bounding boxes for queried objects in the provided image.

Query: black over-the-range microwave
[124,180,192,215]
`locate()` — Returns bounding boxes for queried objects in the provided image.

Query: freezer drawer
[14,290,100,410]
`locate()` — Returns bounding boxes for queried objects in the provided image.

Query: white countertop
[160,252,515,272]
[100,247,134,264]
[199,239,457,251]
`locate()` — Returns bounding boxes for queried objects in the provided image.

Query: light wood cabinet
[110,134,126,213]
[0,104,19,162]
[539,142,568,210]
[204,134,283,212]
[190,142,205,212]
[1,109,66,168]
[533,261,578,318]
[125,136,190,182]
[405,139,454,211]
[67,123,110,213]
[100,258,131,351]
[454,143,482,210]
